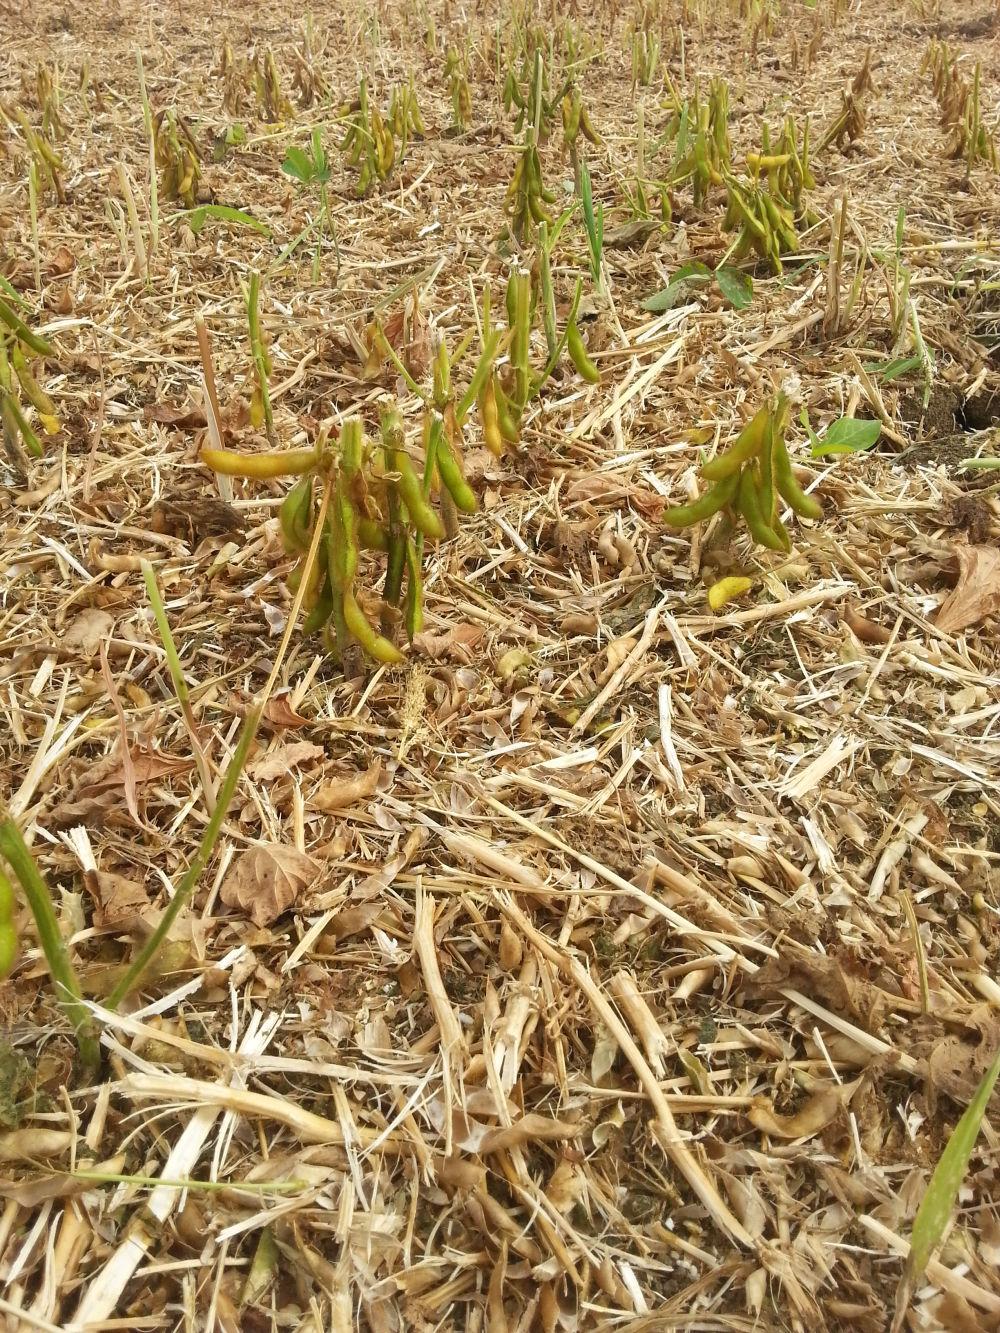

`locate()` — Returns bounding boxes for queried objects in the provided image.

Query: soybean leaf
[862,354,921,382]
[673,259,712,282]
[0,275,28,308]
[642,260,712,313]
[715,265,753,310]
[187,205,271,237]
[281,146,315,183]
[907,1049,1000,1287]
[810,417,882,457]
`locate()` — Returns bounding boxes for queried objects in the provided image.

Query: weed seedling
[282,128,339,282]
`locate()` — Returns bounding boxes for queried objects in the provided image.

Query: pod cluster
[340,78,397,197]
[0,295,58,460]
[663,395,823,552]
[154,108,201,209]
[274,411,479,665]
[723,117,815,274]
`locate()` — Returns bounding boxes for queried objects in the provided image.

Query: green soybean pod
[394,451,446,540]
[357,517,391,551]
[343,588,405,664]
[567,320,601,384]
[435,436,478,514]
[0,868,17,980]
[663,471,739,528]
[774,436,823,519]
[700,404,770,481]
[737,466,786,552]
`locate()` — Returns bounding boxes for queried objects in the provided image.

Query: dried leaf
[749,954,888,1034]
[926,1007,1000,1115]
[75,748,192,797]
[62,608,115,657]
[748,1085,847,1140]
[150,497,246,545]
[248,741,326,781]
[936,545,1000,634]
[412,623,485,661]
[220,843,320,926]
[230,692,309,729]
[144,401,209,429]
[43,244,77,277]
[93,870,149,925]
[310,761,382,812]
[479,1114,580,1153]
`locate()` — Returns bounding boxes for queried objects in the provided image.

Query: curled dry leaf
[412,623,485,661]
[220,842,320,927]
[73,748,193,798]
[936,544,1000,634]
[248,740,326,781]
[478,1114,580,1154]
[144,402,209,429]
[310,760,382,812]
[43,244,76,277]
[62,608,115,657]
[749,954,888,1034]
[925,1006,1000,1116]
[230,692,309,729]
[93,870,149,926]
[748,1085,847,1140]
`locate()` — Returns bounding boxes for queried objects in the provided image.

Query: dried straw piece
[499,894,755,1249]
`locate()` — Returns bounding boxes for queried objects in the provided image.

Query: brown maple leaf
[220,843,320,926]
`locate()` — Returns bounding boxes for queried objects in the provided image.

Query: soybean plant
[663,395,823,552]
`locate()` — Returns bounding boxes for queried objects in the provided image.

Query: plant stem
[108,477,332,1007]
[0,814,100,1072]
[142,561,217,812]
[28,164,41,295]
[136,50,158,257]
[247,271,275,444]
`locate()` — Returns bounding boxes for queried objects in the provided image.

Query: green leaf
[810,417,882,457]
[862,354,921,382]
[908,1049,1000,1284]
[281,146,314,183]
[186,205,271,237]
[641,282,683,313]
[641,261,711,312]
[714,265,753,310]
[673,259,712,282]
[0,276,28,309]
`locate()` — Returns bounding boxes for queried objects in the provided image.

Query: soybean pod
[566,319,601,384]
[663,471,739,528]
[201,445,317,478]
[0,296,53,356]
[774,437,823,519]
[737,466,787,552]
[342,588,405,664]
[700,404,770,481]
[0,868,17,980]
[435,430,478,514]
